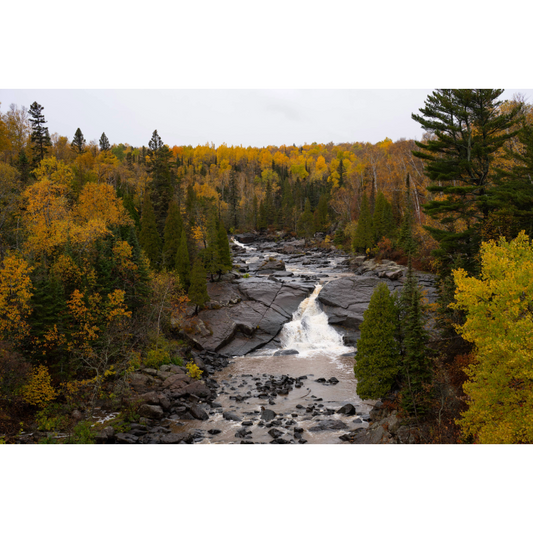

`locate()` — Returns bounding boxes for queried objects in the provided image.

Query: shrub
[22,364,58,408]
[186,361,203,380]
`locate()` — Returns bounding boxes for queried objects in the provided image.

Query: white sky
[2,88,531,149]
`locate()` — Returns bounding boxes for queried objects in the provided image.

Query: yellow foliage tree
[23,364,57,407]
[451,231,533,443]
[0,255,33,341]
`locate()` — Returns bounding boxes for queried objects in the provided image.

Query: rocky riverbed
[81,232,435,445]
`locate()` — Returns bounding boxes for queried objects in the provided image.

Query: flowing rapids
[278,284,351,362]
[169,283,373,443]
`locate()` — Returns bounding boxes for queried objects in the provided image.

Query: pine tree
[352,193,374,252]
[99,132,111,152]
[188,257,209,315]
[217,222,232,273]
[202,214,222,281]
[71,128,86,154]
[176,228,191,290]
[297,198,315,239]
[162,200,183,270]
[28,101,51,166]
[412,89,522,276]
[314,194,329,232]
[354,282,400,399]
[373,191,395,243]
[398,210,417,256]
[147,130,172,232]
[228,168,239,230]
[139,191,162,270]
[125,225,151,313]
[398,257,431,418]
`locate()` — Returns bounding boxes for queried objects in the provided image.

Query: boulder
[115,433,139,444]
[336,404,356,416]
[223,411,242,422]
[260,409,276,422]
[308,420,349,432]
[273,349,299,356]
[137,404,164,420]
[256,257,286,272]
[234,233,256,244]
[189,404,209,421]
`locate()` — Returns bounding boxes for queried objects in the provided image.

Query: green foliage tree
[412,89,522,276]
[373,191,395,243]
[314,194,329,232]
[147,130,172,232]
[139,191,162,270]
[296,198,315,239]
[451,232,533,443]
[188,257,209,315]
[354,282,400,399]
[71,128,86,154]
[162,200,183,270]
[398,257,431,418]
[28,101,51,166]
[99,132,110,152]
[217,222,232,273]
[352,193,373,252]
[228,168,239,230]
[176,228,191,290]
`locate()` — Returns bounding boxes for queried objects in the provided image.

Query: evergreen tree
[314,194,329,232]
[162,200,183,270]
[399,257,431,418]
[71,128,86,154]
[125,225,151,313]
[228,168,239,230]
[28,101,51,166]
[99,132,111,151]
[352,193,374,252]
[296,198,315,239]
[139,191,162,270]
[217,222,232,273]
[412,89,522,276]
[355,282,400,399]
[176,228,191,290]
[373,191,395,243]
[202,214,222,281]
[398,210,417,256]
[188,257,209,315]
[147,130,172,232]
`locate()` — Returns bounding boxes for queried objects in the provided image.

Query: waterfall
[231,237,256,252]
[279,284,350,358]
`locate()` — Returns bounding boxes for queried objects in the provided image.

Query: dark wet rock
[159,432,190,444]
[115,433,139,444]
[341,351,357,357]
[235,428,251,438]
[268,428,284,439]
[273,349,299,356]
[223,411,242,422]
[315,378,326,383]
[261,408,277,422]
[242,420,254,426]
[328,377,339,384]
[337,404,356,416]
[95,426,115,443]
[208,429,222,435]
[271,437,290,444]
[234,233,256,244]
[189,404,209,421]
[137,404,164,420]
[294,427,304,434]
[162,373,192,390]
[308,420,349,432]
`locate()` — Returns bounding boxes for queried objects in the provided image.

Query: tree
[162,200,183,270]
[373,191,395,243]
[138,191,161,269]
[412,89,522,276]
[147,130,172,231]
[296,198,315,239]
[217,222,232,273]
[28,101,51,166]
[354,282,400,399]
[176,228,191,291]
[71,128,86,155]
[451,232,533,443]
[188,257,209,314]
[352,193,373,252]
[99,132,110,152]
[227,168,239,230]
[398,257,431,418]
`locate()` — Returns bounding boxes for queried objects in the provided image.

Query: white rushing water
[231,237,256,252]
[279,284,352,362]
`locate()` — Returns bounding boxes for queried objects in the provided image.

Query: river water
[170,244,374,443]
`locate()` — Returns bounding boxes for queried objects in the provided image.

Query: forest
[1,89,533,443]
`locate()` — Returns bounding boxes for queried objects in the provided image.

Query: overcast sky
[2,89,532,149]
